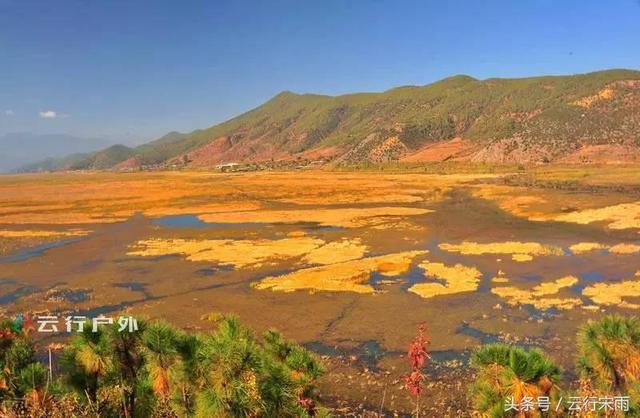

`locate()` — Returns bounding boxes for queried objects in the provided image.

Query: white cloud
[38,110,69,119]
[3,109,13,116]
[39,110,58,119]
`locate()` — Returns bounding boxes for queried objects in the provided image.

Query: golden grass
[3,169,637,232]
[527,165,640,186]
[472,174,640,228]
[369,219,424,231]
[0,174,191,224]
[198,206,432,228]
[553,201,640,230]
[128,237,325,268]
[377,261,413,276]
[566,242,639,255]
[471,185,552,220]
[302,239,368,265]
[569,242,607,254]
[526,297,583,310]
[532,276,579,296]
[0,203,75,214]
[277,192,423,205]
[609,243,640,254]
[0,228,91,256]
[582,278,640,309]
[142,201,262,217]
[0,170,446,226]
[491,270,509,283]
[286,230,307,238]
[0,213,127,224]
[0,229,89,238]
[253,251,427,293]
[511,254,534,262]
[439,241,563,262]
[408,261,482,299]
[491,276,582,310]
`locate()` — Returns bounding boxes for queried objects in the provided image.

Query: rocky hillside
[25,69,640,170]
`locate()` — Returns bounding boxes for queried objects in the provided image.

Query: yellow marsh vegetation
[128,237,326,268]
[253,251,427,294]
[553,201,640,230]
[569,242,607,254]
[302,239,368,265]
[408,261,482,299]
[439,241,563,262]
[0,229,89,238]
[609,243,640,254]
[582,278,640,309]
[491,276,582,310]
[198,207,432,228]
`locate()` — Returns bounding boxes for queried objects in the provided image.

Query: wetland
[1,166,639,415]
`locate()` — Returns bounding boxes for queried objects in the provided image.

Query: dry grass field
[1,165,639,414]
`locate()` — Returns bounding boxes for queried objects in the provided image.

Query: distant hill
[0,133,116,172]
[22,69,640,171]
[18,144,136,172]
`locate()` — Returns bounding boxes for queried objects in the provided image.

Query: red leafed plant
[403,323,431,416]
[404,370,422,396]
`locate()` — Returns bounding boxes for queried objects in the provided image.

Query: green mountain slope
[20,144,136,172]
[25,69,640,170]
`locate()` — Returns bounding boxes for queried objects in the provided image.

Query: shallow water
[0,237,84,263]
[153,213,347,232]
[153,214,270,229]
[0,286,38,305]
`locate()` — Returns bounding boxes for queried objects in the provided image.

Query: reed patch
[491,276,582,310]
[582,278,640,309]
[127,237,326,268]
[408,261,482,299]
[198,207,432,228]
[253,251,427,294]
[439,241,563,262]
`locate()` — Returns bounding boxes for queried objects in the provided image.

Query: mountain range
[18,69,640,171]
[0,133,118,172]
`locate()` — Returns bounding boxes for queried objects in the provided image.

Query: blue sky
[0,0,639,143]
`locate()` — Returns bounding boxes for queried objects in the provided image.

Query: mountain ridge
[20,69,640,171]
[0,133,117,172]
